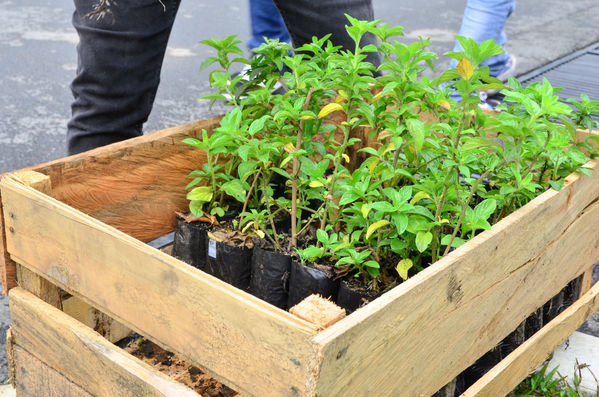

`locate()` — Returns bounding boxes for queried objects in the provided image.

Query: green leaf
[189,200,205,217]
[340,191,360,205]
[298,246,323,261]
[406,118,425,154]
[368,201,397,213]
[415,231,433,253]
[395,259,413,281]
[441,234,465,248]
[238,161,256,180]
[248,115,270,136]
[187,186,213,202]
[392,213,409,235]
[220,180,246,203]
[366,220,390,240]
[548,179,565,191]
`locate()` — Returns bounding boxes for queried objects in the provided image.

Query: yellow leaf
[457,57,474,80]
[439,218,450,224]
[366,219,390,240]
[309,181,324,188]
[284,143,295,153]
[379,130,392,140]
[437,99,451,110]
[335,94,346,103]
[279,156,292,168]
[255,229,265,239]
[241,223,253,233]
[396,259,413,281]
[368,159,379,174]
[383,142,396,155]
[372,91,383,102]
[333,242,350,252]
[318,103,344,118]
[342,153,350,163]
[300,115,315,120]
[409,191,431,205]
[361,203,372,219]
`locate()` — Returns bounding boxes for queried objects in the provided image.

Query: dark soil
[123,337,237,397]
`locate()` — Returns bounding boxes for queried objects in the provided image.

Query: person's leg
[449,0,515,76]
[248,0,290,51]
[67,0,181,155]
[273,0,381,67]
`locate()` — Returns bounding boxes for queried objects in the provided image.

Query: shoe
[480,55,517,97]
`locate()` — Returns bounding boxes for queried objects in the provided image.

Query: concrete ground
[1,0,599,390]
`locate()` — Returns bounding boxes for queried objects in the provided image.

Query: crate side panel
[32,118,221,243]
[1,181,318,397]
[0,189,17,294]
[10,288,200,397]
[311,161,599,397]
[13,346,93,397]
[462,281,599,396]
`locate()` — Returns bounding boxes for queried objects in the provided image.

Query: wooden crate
[2,117,599,396]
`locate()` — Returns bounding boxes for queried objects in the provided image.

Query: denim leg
[248,0,290,51]
[67,0,181,155]
[273,0,381,67]
[449,0,515,76]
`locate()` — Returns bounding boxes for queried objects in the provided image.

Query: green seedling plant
[188,16,598,291]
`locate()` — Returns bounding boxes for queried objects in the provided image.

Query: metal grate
[517,41,599,121]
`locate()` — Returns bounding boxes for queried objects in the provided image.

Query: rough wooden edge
[310,159,599,397]
[580,265,595,298]
[6,328,14,386]
[0,189,16,295]
[62,295,131,343]
[13,346,93,397]
[1,178,318,397]
[461,280,599,396]
[30,118,222,243]
[10,287,200,397]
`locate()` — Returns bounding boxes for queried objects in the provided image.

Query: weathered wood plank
[0,189,16,295]
[10,287,200,397]
[11,171,62,304]
[579,265,594,298]
[310,160,599,397]
[62,295,131,343]
[461,281,599,396]
[29,118,221,243]
[13,345,93,397]
[1,179,319,397]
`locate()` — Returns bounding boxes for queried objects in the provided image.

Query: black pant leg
[67,0,181,154]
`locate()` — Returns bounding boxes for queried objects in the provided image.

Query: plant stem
[238,170,261,231]
[443,159,508,256]
[291,88,315,248]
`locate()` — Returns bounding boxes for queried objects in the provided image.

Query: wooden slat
[29,118,221,243]
[10,287,200,397]
[310,160,599,397]
[62,295,131,343]
[0,178,319,397]
[10,171,62,304]
[579,265,595,298]
[0,189,16,294]
[13,346,93,397]
[461,280,599,396]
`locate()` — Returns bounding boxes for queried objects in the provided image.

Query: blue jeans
[67,0,379,154]
[248,0,290,51]
[448,0,515,76]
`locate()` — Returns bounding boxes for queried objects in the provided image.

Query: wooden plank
[0,189,16,294]
[16,265,62,309]
[461,280,599,396]
[13,346,93,397]
[10,287,200,397]
[6,328,14,385]
[62,295,131,343]
[579,265,594,298]
[0,179,319,397]
[29,118,221,243]
[10,171,62,306]
[310,160,599,397]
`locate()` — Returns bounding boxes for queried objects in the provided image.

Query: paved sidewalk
[0,384,14,397]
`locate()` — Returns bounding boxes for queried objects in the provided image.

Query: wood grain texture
[13,345,93,397]
[0,179,319,397]
[0,189,16,295]
[579,265,594,298]
[10,287,200,397]
[11,171,62,307]
[30,118,222,243]
[461,281,599,397]
[62,295,131,343]
[310,160,599,397]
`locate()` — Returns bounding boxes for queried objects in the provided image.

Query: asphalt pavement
[1,0,599,387]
